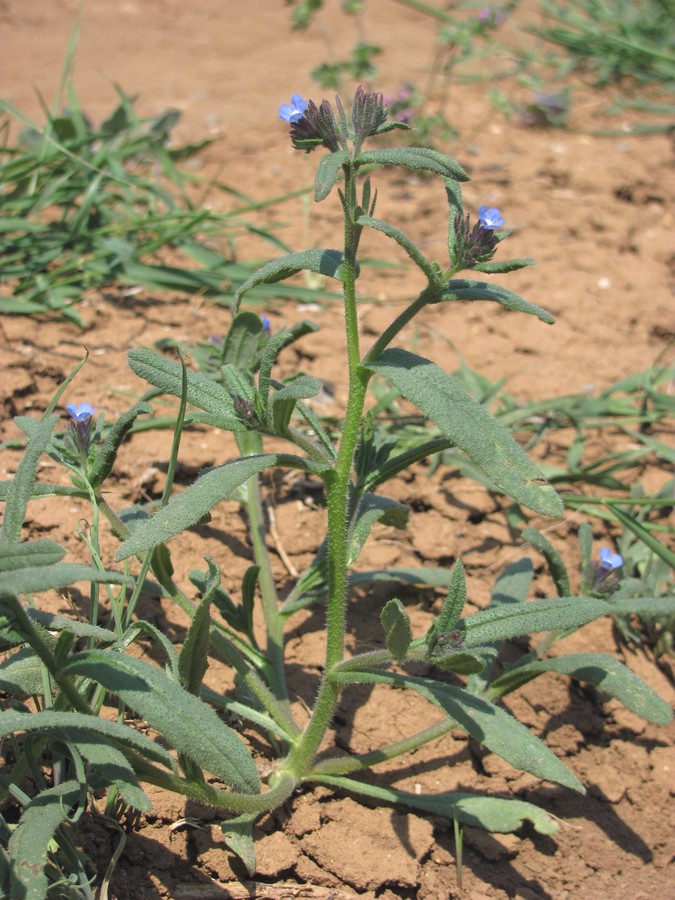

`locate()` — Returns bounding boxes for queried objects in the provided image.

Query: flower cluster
[587,546,624,594]
[278,86,390,154]
[64,401,97,459]
[450,206,504,270]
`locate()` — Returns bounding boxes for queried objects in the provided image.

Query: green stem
[362,285,438,364]
[284,161,369,777]
[310,718,454,776]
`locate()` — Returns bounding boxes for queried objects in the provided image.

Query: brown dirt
[2,1,674,898]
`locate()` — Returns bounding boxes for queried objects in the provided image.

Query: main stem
[285,162,367,776]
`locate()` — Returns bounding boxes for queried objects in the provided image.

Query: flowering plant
[0,87,671,893]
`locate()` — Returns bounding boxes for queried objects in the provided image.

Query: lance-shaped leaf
[462,595,610,647]
[364,348,563,516]
[0,539,65,572]
[179,557,219,695]
[356,147,469,182]
[314,775,559,834]
[380,598,412,660]
[488,653,673,724]
[127,348,246,431]
[0,709,176,769]
[270,375,323,433]
[331,670,583,791]
[221,812,258,878]
[233,249,358,312]
[68,732,151,811]
[0,564,129,597]
[0,647,44,697]
[472,258,535,275]
[522,527,570,597]
[63,650,260,793]
[8,779,81,900]
[0,414,58,546]
[441,279,554,324]
[356,214,440,284]
[314,149,349,200]
[348,493,409,566]
[116,453,329,559]
[88,399,152,488]
[222,311,265,371]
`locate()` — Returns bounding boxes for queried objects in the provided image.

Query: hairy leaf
[116,453,329,559]
[0,540,65,572]
[179,557,219,695]
[381,598,412,660]
[364,348,563,516]
[441,279,554,324]
[314,149,349,200]
[0,564,129,597]
[63,650,260,792]
[356,147,469,182]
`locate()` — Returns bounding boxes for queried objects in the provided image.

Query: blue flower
[66,401,96,422]
[279,94,308,124]
[478,205,505,229]
[598,546,623,572]
[261,315,271,335]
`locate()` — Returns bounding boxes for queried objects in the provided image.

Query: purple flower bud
[66,401,97,422]
[278,94,309,124]
[478,205,505,229]
[598,546,623,572]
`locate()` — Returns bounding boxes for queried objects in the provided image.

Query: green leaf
[313,775,559,834]
[70,732,151,811]
[380,598,412,660]
[331,670,583,791]
[364,348,563,516]
[127,348,246,432]
[178,557,219,695]
[356,214,440,284]
[270,375,323,433]
[88,400,152,488]
[222,312,264,370]
[472,258,536,274]
[8,779,81,900]
[522,527,570,597]
[0,415,58,546]
[0,709,175,769]
[441,279,555,324]
[348,493,409,566]
[314,149,349,200]
[0,647,44,697]
[489,653,673,724]
[0,540,65,572]
[221,813,258,878]
[356,147,469,182]
[0,564,129,598]
[437,560,467,635]
[116,453,328,559]
[63,650,260,792]
[462,596,610,647]
[233,249,357,312]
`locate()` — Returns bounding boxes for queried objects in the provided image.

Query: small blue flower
[478,205,505,229]
[66,401,96,422]
[279,94,308,124]
[598,546,623,572]
[261,315,271,335]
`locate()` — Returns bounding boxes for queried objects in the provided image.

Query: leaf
[356,147,469,182]
[88,400,152,488]
[331,670,583,791]
[472,258,536,274]
[0,709,176,769]
[0,564,129,597]
[221,813,258,877]
[0,540,65,572]
[63,650,261,792]
[364,348,563,516]
[233,249,357,312]
[179,557,219,695]
[70,732,151,811]
[0,647,44,697]
[437,560,467,634]
[522,527,570,597]
[462,596,611,647]
[222,312,264,370]
[490,653,673,724]
[127,348,246,432]
[314,149,349,201]
[348,493,409,566]
[380,598,412,660]
[314,775,559,835]
[0,415,58,546]
[270,375,323,432]
[116,453,328,559]
[8,779,81,900]
[440,279,555,324]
